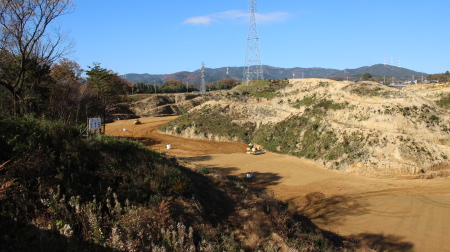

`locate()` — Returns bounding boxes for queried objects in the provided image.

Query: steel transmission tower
[243,0,263,85]
[200,62,206,94]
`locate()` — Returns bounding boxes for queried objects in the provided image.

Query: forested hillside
[126,64,429,85]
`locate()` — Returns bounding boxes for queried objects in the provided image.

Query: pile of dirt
[130,93,211,117]
[161,79,450,177]
[108,103,139,122]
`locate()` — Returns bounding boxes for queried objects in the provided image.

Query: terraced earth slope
[160,79,450,178]
[130,93,210,117]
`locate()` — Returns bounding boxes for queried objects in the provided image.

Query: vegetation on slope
[232,79,289,99]
[0,115,352,251]
[161,79,450,176]
[0,115,190,250]
[343,82,406,98]
[252,97,360,166]
[437,92,450,110]
[160,105,257,143]
[159,79,290,142]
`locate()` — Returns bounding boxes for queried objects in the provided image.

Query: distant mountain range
[124,64,429,84]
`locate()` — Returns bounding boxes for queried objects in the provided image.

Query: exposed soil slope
[130,93,210,117]
[161,79,450,177]
[106,116,450,252]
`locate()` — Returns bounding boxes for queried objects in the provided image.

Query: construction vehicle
[246,143,265,155]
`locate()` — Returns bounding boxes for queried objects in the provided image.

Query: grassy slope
[0,115,353,251]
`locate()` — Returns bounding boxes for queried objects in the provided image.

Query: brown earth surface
[106,116,450,252]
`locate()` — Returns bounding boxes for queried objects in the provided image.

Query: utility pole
[200,62,206,94]
[243,0,263,85]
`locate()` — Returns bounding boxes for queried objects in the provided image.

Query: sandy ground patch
[106,116,450,252]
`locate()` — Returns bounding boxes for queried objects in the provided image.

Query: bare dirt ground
[106,116,450,252]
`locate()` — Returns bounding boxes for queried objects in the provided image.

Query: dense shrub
[0,116,192,250]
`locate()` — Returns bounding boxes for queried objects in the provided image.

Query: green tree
[362,73,373,80]
[160,80,185,93]
[133,82,157,94]
[86,63,127,132]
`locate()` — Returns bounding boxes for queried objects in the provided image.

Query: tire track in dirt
[411,195,450,209]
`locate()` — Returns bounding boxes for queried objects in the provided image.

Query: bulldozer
[246,143,265,155]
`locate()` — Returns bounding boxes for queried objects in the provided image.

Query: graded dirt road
[106,117,450,252]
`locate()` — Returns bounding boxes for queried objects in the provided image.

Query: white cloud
[214,10,248,20]
[183,16,215,25]
[256,12,290,24]
[183,10,290,25]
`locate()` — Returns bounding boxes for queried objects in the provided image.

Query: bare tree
[49,58,95,124]
[0,0,74,115]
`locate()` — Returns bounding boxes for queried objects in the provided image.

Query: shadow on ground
[293,193,414,251]
[238,171,282,187]
[185,155,214,162]
[296,192,370,227]
[204,167,284,188]
[135,137,162,147]
[350,233,414,252]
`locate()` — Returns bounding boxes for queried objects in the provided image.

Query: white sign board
[88,118,102,130]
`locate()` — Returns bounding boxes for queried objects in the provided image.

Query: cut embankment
[107,116,450,252]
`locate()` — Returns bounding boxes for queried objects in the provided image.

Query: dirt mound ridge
[130,93,210,117]
[162,79,450,178]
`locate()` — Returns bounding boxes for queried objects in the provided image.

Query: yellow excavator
[246,143,265,155]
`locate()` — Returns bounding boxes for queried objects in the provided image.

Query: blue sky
[58,0,450,75]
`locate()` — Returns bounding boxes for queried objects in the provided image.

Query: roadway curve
[106,116,450,252]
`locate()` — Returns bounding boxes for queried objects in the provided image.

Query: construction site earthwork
[106,79,450,252]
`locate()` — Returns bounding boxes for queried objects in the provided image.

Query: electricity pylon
[243,0,263,85]
[200,62,206,94]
